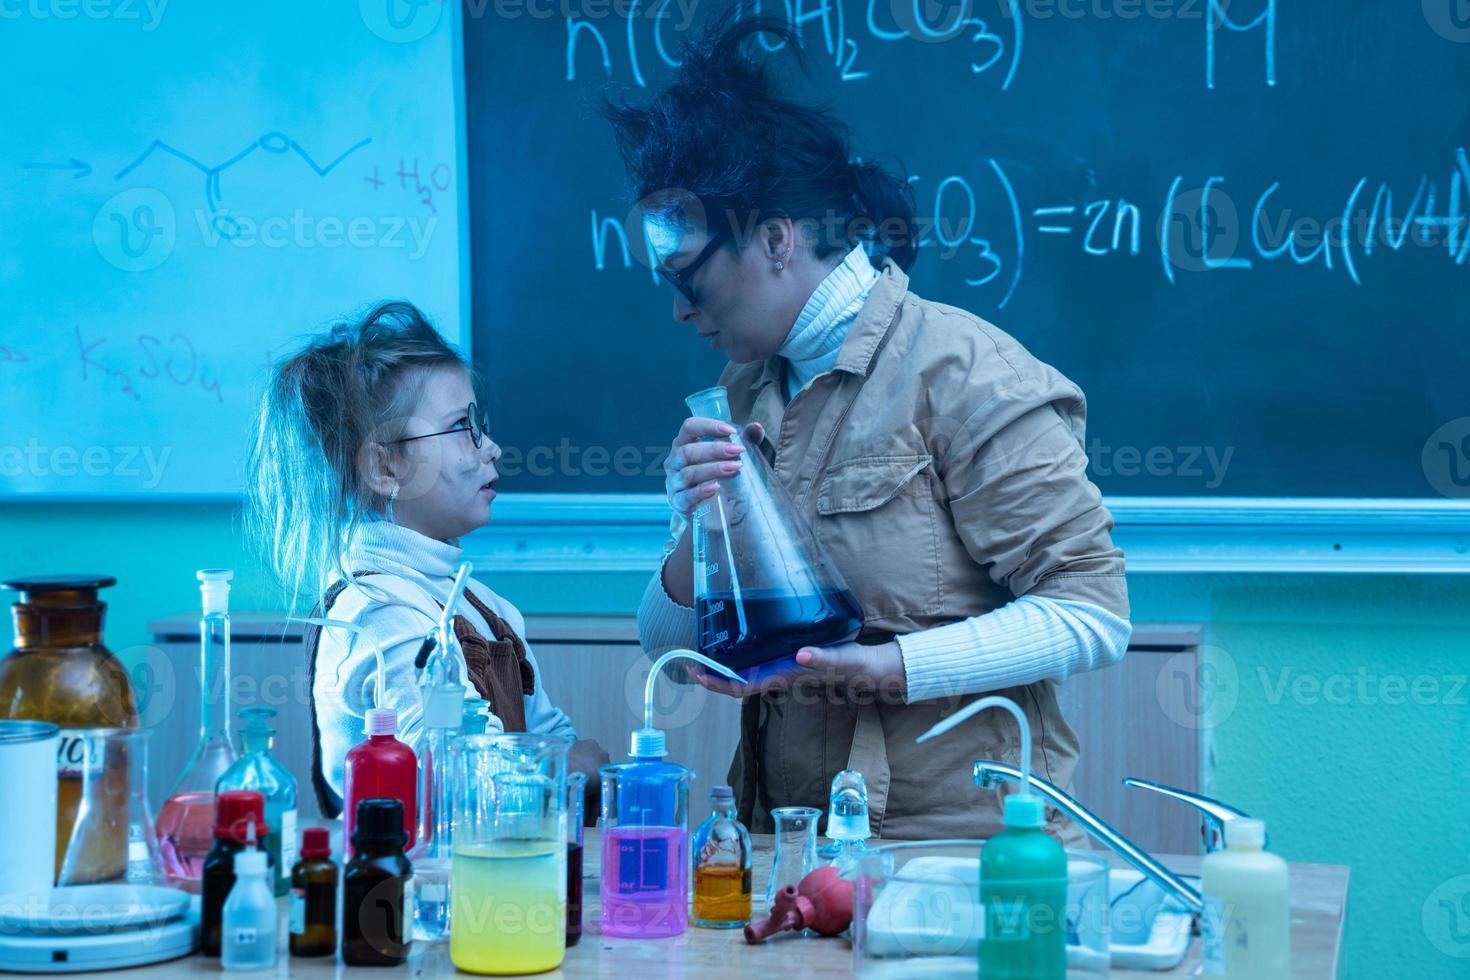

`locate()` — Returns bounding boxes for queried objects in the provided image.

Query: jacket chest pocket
[815,454,942,620]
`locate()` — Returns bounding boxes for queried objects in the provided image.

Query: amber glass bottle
[0,576,137,882]
[342,798,413,966]
[290,827,338,957]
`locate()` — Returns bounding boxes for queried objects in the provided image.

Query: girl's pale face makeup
[388,367,501,543]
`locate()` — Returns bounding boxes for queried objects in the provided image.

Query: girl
[612,16,1132,842]
[246,301,606,815]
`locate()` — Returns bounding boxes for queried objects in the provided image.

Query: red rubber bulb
[798,866,854,936]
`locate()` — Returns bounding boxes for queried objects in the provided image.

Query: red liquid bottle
[342,708,416,860]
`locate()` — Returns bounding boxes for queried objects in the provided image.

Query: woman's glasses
[393,403,492,449]
[658,229,728,305]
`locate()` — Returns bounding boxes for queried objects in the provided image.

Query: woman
[610,16,1131,843]
[246,302,607,815]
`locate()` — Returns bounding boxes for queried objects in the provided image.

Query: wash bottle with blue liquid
[600,649,744,939]
[919,697,1068,980]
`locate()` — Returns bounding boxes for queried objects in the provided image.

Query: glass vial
[289,827,338,958]
[692,784,753,928]
[222,847,277,971]
[342,797,413,966]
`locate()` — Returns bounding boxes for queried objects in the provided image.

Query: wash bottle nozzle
[917,696,1044,829]
[415,562,473,670]
[298,614,389,710]
[632,649,745,759]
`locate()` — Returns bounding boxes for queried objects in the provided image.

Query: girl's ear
[360,441,399,500]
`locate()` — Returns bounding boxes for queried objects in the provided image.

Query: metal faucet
[973,761,1207,914]
[1122,776,1256,854]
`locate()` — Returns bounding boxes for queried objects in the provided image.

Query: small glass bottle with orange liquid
[692,784,753,929]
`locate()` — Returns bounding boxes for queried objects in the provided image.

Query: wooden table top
[63,829,1348,978]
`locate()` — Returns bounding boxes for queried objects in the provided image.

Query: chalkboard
[0,2,465,497]
[465,0,1470,499]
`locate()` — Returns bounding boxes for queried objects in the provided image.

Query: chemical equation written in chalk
[561,0,1276,91]
[587,148,1470,307]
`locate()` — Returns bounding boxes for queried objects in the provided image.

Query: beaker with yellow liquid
[451,733,570,975]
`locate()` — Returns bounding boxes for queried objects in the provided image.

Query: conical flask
[685,387,863,680]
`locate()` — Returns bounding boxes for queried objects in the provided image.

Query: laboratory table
[65,828,1348,978]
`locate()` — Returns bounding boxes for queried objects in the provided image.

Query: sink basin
[853,844,1197,976]
[1108,869,1196,970]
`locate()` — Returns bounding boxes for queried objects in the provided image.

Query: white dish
[0,884,191,933]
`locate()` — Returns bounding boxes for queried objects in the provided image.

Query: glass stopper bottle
[816,769,874,876]
[216,706,298,897]
[0,575,137,884]
[157,569,239,892]
[692,784,753,928]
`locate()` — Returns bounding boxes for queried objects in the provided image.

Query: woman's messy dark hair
[601,10,918,272]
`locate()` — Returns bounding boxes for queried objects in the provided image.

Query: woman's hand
[664,417,766,520]
[690,640,908,701]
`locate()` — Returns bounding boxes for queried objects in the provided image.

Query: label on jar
[289,889,306,935]
[55,733,104,779]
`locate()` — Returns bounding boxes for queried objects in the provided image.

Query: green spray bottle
[918,697,1067,980]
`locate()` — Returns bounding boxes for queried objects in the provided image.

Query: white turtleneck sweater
[639,244,1131,701]
[313,520,576,800]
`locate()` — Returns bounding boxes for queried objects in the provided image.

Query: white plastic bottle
[222,847,279,971]
[1200,818,1290,979]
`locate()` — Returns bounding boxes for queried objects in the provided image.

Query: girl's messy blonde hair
[245,301,471,611]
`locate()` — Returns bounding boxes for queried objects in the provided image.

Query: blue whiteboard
[0,1,467,498]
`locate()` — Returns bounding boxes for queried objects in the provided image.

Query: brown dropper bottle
[290,827,338,957]
[0,575,137,882]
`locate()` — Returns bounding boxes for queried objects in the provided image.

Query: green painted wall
[3,501,1468,978]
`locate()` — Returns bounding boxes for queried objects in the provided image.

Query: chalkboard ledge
[463,494,1470,576]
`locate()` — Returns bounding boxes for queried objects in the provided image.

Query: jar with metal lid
[0,575,137,882]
